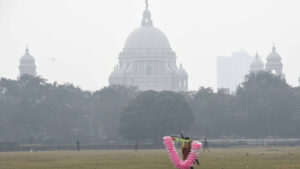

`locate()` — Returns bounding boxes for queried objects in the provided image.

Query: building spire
[25,45,29,54]
[145,0,149,9]
[272,43,276,52]
[141,0,153,26]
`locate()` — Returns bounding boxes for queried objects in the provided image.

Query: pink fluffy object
[163,136,202,169]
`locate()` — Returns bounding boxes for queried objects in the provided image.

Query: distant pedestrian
[135,140,138,152]
[203,138,209,152]
[76,140,80,151]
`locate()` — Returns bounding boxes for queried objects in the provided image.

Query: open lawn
[0,147,300,169]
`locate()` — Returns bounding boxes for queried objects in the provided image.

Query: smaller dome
[251,53,264,67]
[109,65,123,78]
[177,64,188,77]
[267,45,281,61]
[20,47,35,63]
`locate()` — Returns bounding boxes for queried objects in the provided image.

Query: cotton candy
[163,136,202,169]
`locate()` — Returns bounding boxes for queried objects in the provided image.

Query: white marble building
[109,1,188,91]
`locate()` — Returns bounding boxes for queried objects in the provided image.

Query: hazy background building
[217,50,253,92]
[250,44,284,77]
[265,45,283,76]
[109,1,188,91]
[250,52,264,72]
[19,46,36,77]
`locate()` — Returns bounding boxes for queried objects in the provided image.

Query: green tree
[189,87,235,137]
[93,85,137,142]
[292,87,300,138]
[236,71,295,137]
[119,91,193,143]
[0,76,91,143]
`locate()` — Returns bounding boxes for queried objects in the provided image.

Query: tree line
[0,72,299,144]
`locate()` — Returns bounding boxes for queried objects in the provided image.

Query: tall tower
[217,50,252,92]
[250,52,264,72]
[265,44,283,76]
[19,46,37,77]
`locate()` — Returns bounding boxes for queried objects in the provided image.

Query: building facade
[19,46,37,77]
[109,1,188,91]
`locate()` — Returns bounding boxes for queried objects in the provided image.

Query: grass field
[0,147,300,169]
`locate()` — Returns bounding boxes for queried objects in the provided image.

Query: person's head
[184,137,190,140]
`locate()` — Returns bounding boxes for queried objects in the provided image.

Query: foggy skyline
[0,0,300,91]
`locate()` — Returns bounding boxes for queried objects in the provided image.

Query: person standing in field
[76,140,80,151]
[134,140,138,152]
[203,138,209,152]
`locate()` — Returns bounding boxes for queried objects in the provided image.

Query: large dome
[124,26,171,49]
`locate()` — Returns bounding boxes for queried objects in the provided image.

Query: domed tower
[109,0,188,91]
[250,52,264,72]
[19,46,37,77]
[265,44,283,76]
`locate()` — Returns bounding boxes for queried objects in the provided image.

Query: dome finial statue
[26,45,29,54]
[272,42,276,52]
[145,0,149,9]
[255,51,259,59]
[141,0,153,26]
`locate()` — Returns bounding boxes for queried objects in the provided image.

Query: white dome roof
[177,64,188,77]
[124,26,171,49]
[123,3,171,50]
[109,66,123,78]
[267,45,281,61]
[251,53,264,67]
[20,48,35,63]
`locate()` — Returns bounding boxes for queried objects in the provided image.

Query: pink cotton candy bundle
[163,136,202,169]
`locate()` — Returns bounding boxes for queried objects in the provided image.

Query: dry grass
[0,147,300,169]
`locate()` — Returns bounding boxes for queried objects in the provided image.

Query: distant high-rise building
[19,46,36,77]
[250,52,264,72]
[217,50,253,92]
[109,0,188,91]
[265,44,283,76]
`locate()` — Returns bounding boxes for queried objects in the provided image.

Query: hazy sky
[0,0,300,91]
